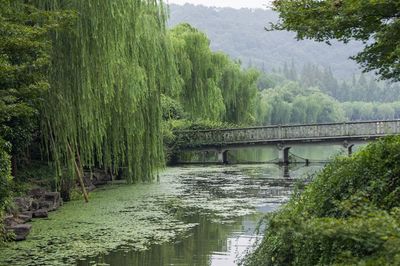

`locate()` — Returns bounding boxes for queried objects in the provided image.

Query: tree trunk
[67,143,89,203]
[11,155,17,177]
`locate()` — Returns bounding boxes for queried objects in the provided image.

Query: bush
[163,118,237,164]
[0,138,12,244]
[161,94,187,121]
[243,136,400,266]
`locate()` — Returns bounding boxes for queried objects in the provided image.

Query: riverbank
[243,136,400,266]
[4,188,63,241]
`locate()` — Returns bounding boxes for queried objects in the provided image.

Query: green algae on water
[0,170,195,266]
[0,165,312,265]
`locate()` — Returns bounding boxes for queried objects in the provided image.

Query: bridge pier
[278,146,291,165]
[217,150,229,164]
[283,165,290,177]
[348,144,355,157]
[343,141,355,157]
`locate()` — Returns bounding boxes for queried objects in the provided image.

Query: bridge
[174,120,400,164]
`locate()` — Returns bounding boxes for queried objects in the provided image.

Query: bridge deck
[176,120,400,150]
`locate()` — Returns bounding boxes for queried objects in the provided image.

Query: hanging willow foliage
[169,23,226,121]
[36,0,176,184]
[212,53,259,124]
[169,23,259,125]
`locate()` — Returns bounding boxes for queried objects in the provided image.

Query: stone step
[33,209,48,218]
[7,224,32,241]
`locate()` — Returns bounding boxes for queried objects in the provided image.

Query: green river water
[0,146,348,266]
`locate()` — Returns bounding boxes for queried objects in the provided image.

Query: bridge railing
[175,120,400,148]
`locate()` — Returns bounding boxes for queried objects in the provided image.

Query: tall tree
[213,53,259,124]
[38,0,175,185]
[270,0,400,81]
[0,0,72,174]
[169,23,225,121]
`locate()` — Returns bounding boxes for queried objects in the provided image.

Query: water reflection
[79,213,263,266]
[78,164,322,266]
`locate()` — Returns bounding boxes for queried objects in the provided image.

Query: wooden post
[67,143,89,203]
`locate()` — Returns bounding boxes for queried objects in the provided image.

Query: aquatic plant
[0,166,270,265]
[0,174,190,265]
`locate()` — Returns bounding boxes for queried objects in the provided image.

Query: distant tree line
[263,62,400,103]
[255,64,400,125]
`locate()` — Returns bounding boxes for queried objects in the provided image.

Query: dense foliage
[343,101,400,121]
[214,53,259,124]
[270,0,400,81]
[168,24,259,124]
[270,62,400,103]
[0,0,72,173]
[256,82,345,125]
[161,23,259,165]
[243,136,400,265]
[0,138,12,243]
[160,25,260,164]
[256,65,400,125]
[37,0,175,184]
[169,23,225,121]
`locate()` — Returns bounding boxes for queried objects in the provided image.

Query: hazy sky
[166,0,271,9]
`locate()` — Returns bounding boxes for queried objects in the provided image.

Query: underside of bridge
[213,142,355,165]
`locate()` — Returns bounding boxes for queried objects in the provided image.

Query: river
[0,163,325,266]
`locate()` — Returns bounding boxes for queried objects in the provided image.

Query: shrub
[243,136,400,266]
[163,118,237,164]
[161,94,187,121]
[0,138,12,243]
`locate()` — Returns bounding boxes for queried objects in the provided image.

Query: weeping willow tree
[35,0,177,186]
[212,53,259,125]
[169,23,225,121]
[168,24,259,125]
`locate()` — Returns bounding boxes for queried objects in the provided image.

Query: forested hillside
[168,4,363,79]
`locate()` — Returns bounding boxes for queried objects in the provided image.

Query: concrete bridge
[174,120,400,164]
